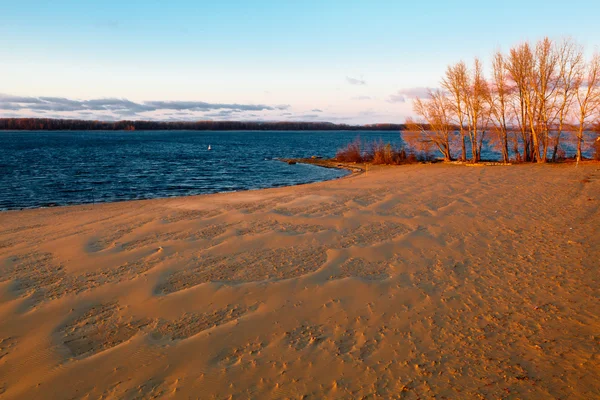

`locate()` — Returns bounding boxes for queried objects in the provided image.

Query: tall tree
[574,53,600,163]
[488,51,512,163]
[407,89,454,161]
[507,42,535,162]
[550,38,583,161]
[463,58,490,162]
[442,62,469,161]
[532,37,560,162]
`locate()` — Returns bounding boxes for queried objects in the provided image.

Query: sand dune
[0,163,599,398]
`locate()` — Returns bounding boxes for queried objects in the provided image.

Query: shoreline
[2,159,598,213]
[0,159,356,213]
[278,157,367,173]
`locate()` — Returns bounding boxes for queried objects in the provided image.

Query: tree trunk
[510,130,520,162]
[478,133,485,162]
[577,132,583,162]
[445,146,452,162]
[522,132,530,162]
[541,130,549,162]
[531,131,543,163]
[502,136,509,163]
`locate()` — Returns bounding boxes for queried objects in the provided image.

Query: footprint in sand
[285,324,327,351]
[153,304,258,341]
[58,302,151,359]
[155,246,328,294]
[330,257,392,281]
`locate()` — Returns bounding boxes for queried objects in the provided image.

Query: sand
[0,162,598,399]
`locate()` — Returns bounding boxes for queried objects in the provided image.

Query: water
[1,130,594,211]
[0,130,404,210]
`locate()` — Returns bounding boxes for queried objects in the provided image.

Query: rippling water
[1,130,593,211]
[0,130,403,210]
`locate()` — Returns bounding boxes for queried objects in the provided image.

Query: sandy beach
[0,162,598,399]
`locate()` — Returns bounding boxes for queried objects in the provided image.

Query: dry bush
[335,137,363,162]
[336,138,415,165]
[369,140,406,165]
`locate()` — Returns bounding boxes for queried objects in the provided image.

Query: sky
[1,0,599,124]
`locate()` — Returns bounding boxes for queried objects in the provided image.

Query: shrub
[369,141,411,164]
[336,137,363,162]
[406,151,418,163]
[371,141,393,164]
[337,138,420,165]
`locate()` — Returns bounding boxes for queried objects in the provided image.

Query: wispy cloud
[387,94,406,103]
[0,94,290,118]
[388,87,432,103]
[346,76,366,86]
[352,95,372,101]
[285,114,321,120]
[144,100,289,112]
[203,110,239,118]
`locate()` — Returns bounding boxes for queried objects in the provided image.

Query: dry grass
[335,137,364,163]
[336,137,423,164]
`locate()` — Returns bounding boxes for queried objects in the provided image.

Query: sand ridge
[0,163,598,398]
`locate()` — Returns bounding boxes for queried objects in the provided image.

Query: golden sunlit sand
[0,163,598,398]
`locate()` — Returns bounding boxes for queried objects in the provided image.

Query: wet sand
[0,163,598,398]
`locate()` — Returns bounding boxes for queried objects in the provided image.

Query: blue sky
[1,0,599,123]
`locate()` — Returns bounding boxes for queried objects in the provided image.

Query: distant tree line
[0,118,408,132]
[407,37,600,163]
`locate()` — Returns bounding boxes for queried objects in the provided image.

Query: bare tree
[533,37,560,162]
[463,58,490,162]
[442,62,469,161]
[573,53,600,163]
[507,38,559,163]
[550,38,583,161]
[406,36,598,163]
[407,89,454,161]
[488,51,512,163]
[507,42,536,162]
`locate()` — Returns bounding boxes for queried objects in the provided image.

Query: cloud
[203,109,239,118]
[388,87,432,103]
[397,87,432,98]
[346,76,366,85]
[311,109,323,112]
[352,96,372,101]
[0,94,290,118]
[286,114,321,120]
[387,94,407,103]
[144,100,288,112]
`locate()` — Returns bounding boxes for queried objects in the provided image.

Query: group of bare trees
[407,37,600,163]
